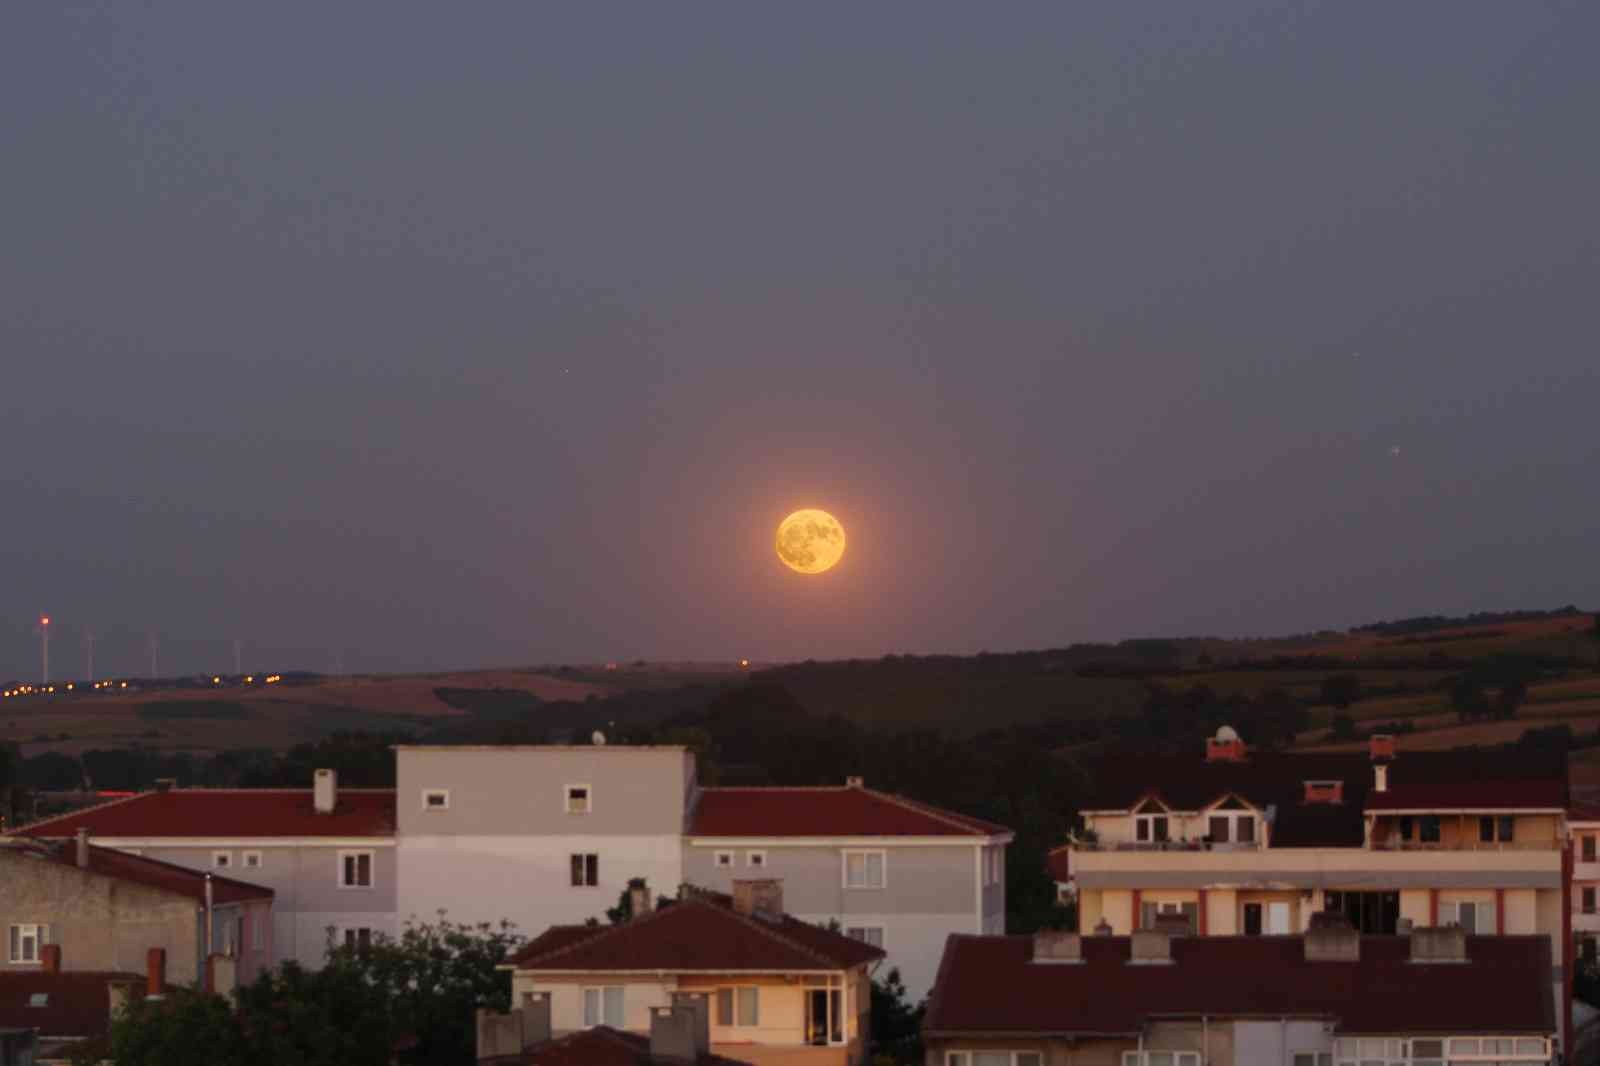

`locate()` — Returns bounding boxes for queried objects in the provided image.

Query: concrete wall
[0,848,204,985]
[926,1036,1132,1066]
[1070,844,1562,889]
[1233,1020,1330,1066]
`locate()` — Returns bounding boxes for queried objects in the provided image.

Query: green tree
[1451,678,1490,722]
[1319,676,1362,709]
[107,986,250,1066]
[870,967,924,1065]
[1494,678,1529,720]
[1329,713,1357,742]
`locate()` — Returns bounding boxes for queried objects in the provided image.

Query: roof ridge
[8,790,150,835]
[512,907,664,968]
[710,897,862,970]
[699,786,850,793]
[86,844,274,897]
[859,786,1000,836]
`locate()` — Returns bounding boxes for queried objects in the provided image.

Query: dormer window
[1135,815,1169,843]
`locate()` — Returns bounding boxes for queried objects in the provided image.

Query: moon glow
[776,509,846,575]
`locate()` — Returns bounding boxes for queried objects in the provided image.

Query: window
[338,850,374,888]
[716,987,759,1027]
[843,850,885,889]
[1439,900,1488,933]
[1419,816,1441,844]
[1584,835,1597,863]
[422,789,450,811]
[212,851,233,869]
[570,853,599,887]
[1140,901,1197,931]
[714,850,735,868]
[1236,816,1255,843]
[1293,1055,1333,1066]
[746,850,767,868]
[846,925,885,948]
[1398,816,1415,841]
[1479,815,1515,843]
[1135,814,1170,843]
[582,986,624,1027]
[1122,1054,1200,1066]
[1584,887,1596,915]
[1335,1036,1547,1066]
[1209,815,1230,842]
[241,851,262,869]
[341,927,373,950]
[7,925,45,964]
[565,785,592,815]
[948,1055,1046,1066]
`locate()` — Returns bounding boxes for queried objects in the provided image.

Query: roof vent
[1206,726,1247,763]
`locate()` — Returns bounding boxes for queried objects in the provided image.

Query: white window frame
[241,850,263,870]
[421,788,450,812]
[715,985,761,1028]
[571,852,600,888]
[565,784,592,815]
[1333,1036,1549,1066]
[1121,1054,1200,1066]
[7,924,45,964]
[842,849,886,890]
[845,924,886,950]
[714,850,735,869]
[947,1052,1047,1066]
[746,850,768,868]
[582,985,624,1028]
[211,850,233,869]
[337,849,375,889]
[1135,813,1171,843]
[1439,898,1493,934]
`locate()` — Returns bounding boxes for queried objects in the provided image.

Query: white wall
[788,909,953,1006]
[397,834,684,938]
[1233,1020,1331,1066]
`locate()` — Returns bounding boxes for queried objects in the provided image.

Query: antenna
[83,627,95,682]
[233,638,242,677]
[146,631,160,681]
[37,616,51,685]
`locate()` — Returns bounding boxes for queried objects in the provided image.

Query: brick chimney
[1206,727,1246,762]
[1031,930,1083,964]
[75,827,90,869]
[629,880,653,919]
[146,947,166,998]
[1369,733,1397,762]
[1130,928,1175,964]
[1303,781,1344,805]
[1410,925,1467,964]
[731,879,784,923]
[313,768,337,814]
[40,944,61,975]
[1305,911,1359,962]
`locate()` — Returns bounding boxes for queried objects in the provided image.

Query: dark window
[1152,816,1169,842]
[1243,903,1263,936]
[1480,817,1495,843]
[1236,817,1255,843]
[1585,836,1597,863]
[1136,819,1150,842]
[1419,816,1441,843]
[1584,888,1596,915]
[570,853,599,887]
[1397,816,1413,840]
[1326,890,1399,935]
[1586,938,1599,964]
[1497,815,1515,842]
[1209,816,1230,843]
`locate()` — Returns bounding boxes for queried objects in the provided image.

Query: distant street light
[37,616,51,685]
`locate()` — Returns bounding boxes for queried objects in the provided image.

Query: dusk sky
[3,3,1596,677]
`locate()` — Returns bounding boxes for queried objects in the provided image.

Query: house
[1,834,273,988]
[394,745,696,938]
[684,780,1012,1002]
[12,771,396,968]
[922,919,1557,1066]
[1052,729,1571,1049]
[1568,802,1600,962]
[501,879,884,1066]
[476,994,755,1066]
[0,945,169,1064]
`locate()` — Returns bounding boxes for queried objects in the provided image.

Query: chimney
[1369,734,1396,762]
[75,827,91,869]
[40,944,61,975]
[1374,763,1389,793]
[1409,925,1468,964]
[1031,930,1083,964]
[649,1005,700,1062]
[108,978,140,1019]
[1303,781,1344,805]
[519,992,552,1048]
[731,879,784,923]
[146,947,166,998]
[313,768,337,814]
[670,992,711,1056]
[1130,929,1174,964]
[845,776,864,788]
[476,1008,524,1061]
[629,880,653,920]
[1304,912,1359,962]
[1205,727,1246,763]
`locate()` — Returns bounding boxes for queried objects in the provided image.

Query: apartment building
[15,771,396,968]
[501,879,883,1066]
[1569,802,1600,961]
[684,781,1012,1003]
[1051,729,1571,1051]
[922,920,1557,1066]
[394,745,696,936]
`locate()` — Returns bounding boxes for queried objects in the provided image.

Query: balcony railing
[1069,838,1262,853]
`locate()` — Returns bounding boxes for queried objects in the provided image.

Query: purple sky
[2,3,1596,677]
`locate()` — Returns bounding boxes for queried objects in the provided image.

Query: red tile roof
[481,1026,753,1066]
[508,893,885,973]
[924,933,1555,1037]
[0,971,139,1039]
[1569,803,1600,823]
[1364,780,1568,811]
[6,841,272,904]
[15,788,396,839]
[689,786,1011,838]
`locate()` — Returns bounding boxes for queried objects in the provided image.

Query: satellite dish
[591,730,607,746]
[1215,725,1240,742]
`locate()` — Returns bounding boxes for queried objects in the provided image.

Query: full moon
[775,509,846,575]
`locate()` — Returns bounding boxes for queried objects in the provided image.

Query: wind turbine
[37,616,51,684]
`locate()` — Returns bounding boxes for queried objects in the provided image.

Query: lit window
[571,853,599,887]
[565,785,592,815]
[583,986,624,1027]
[423,789,450,811]
[339,851,374,888]
[843,850,885,889]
